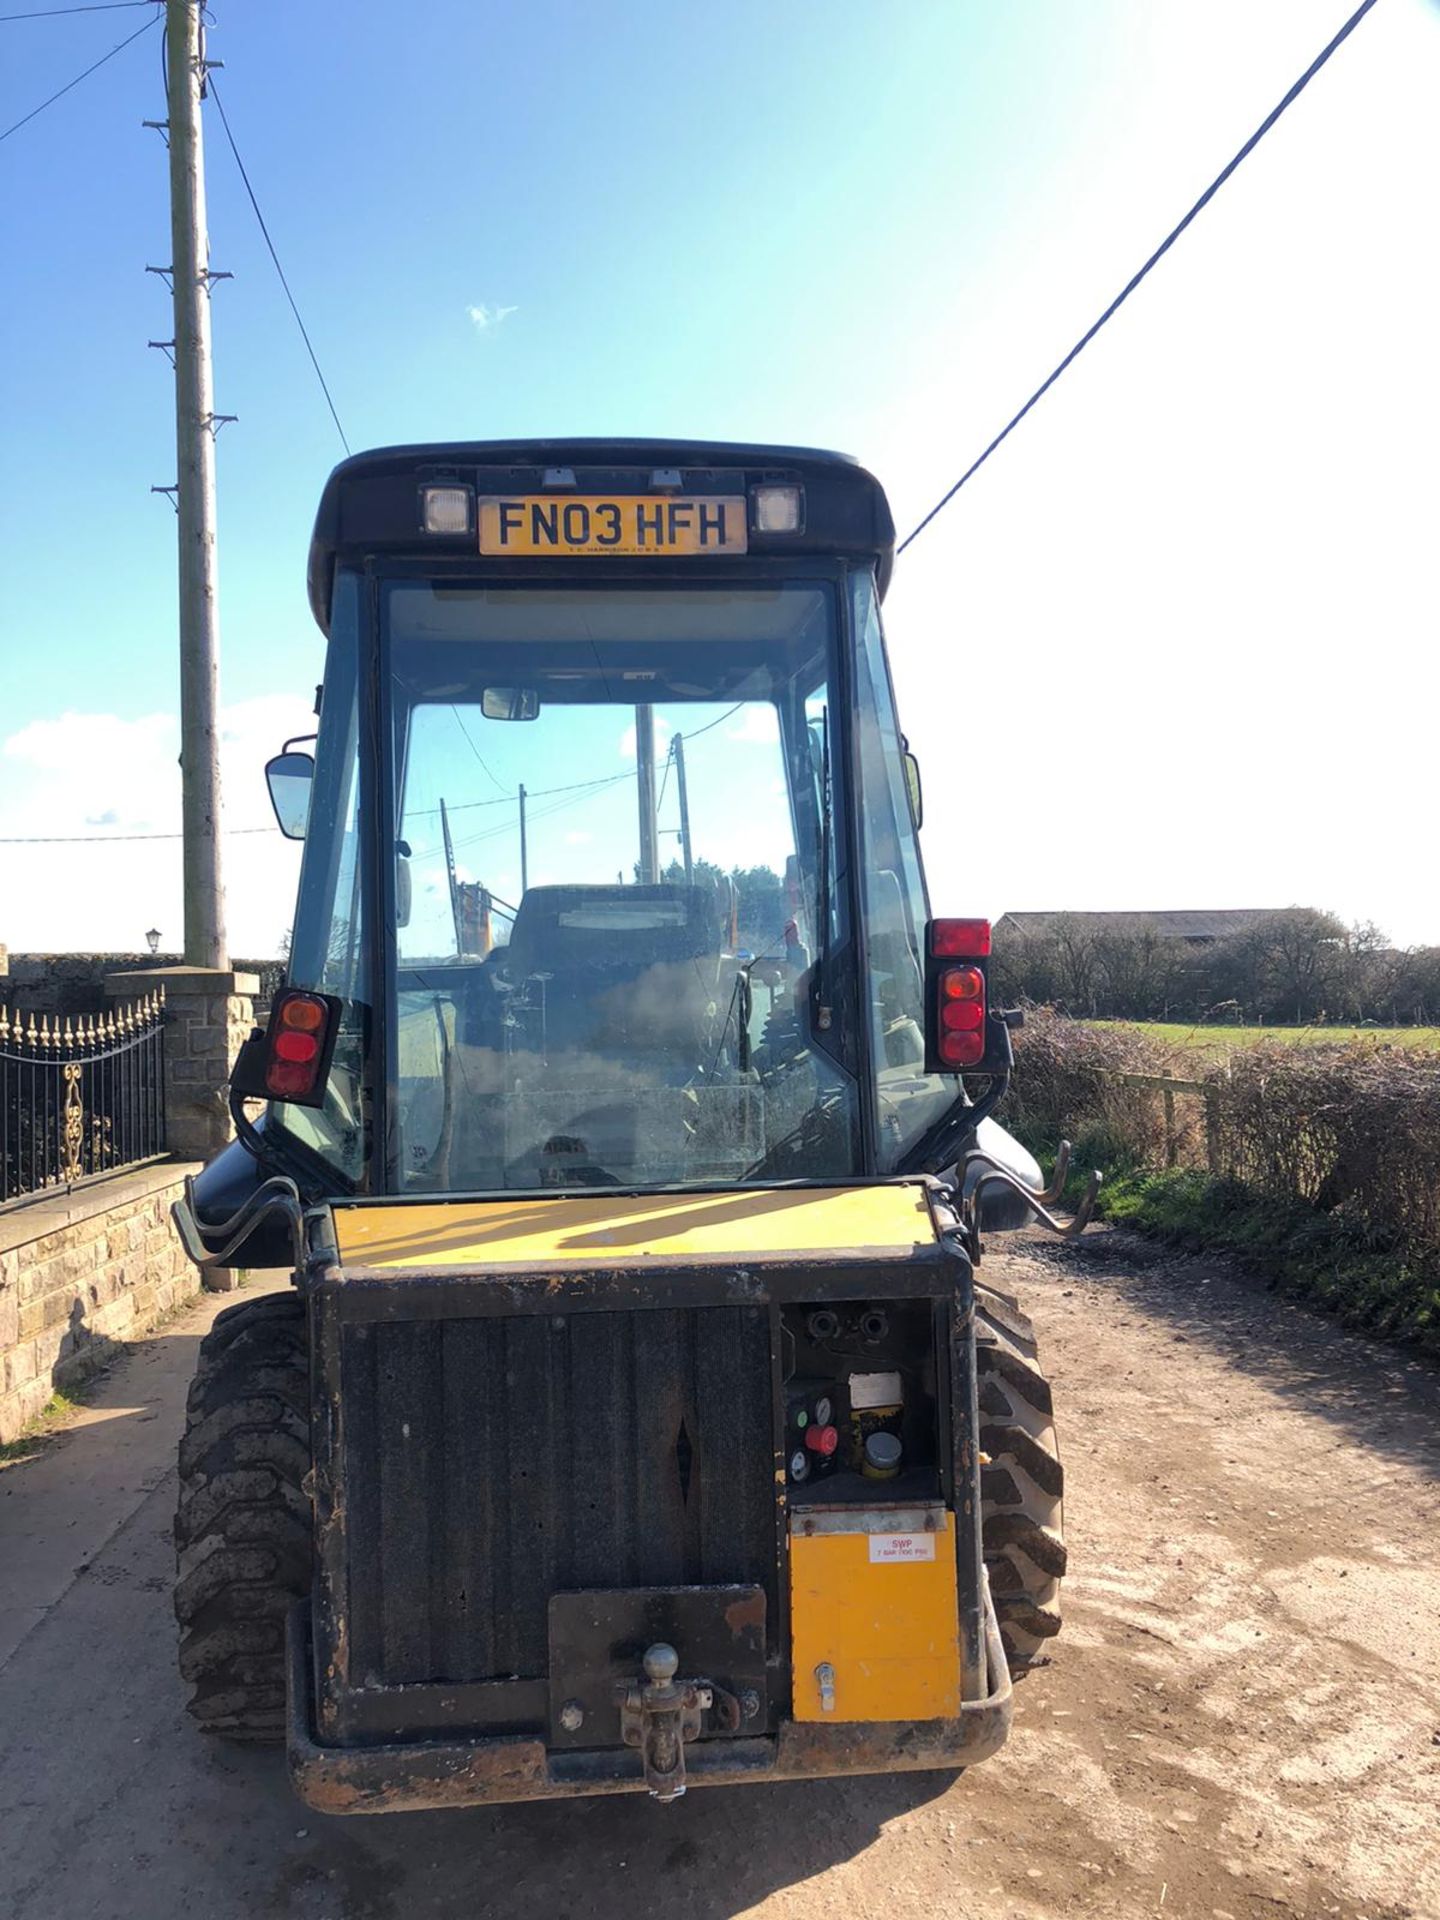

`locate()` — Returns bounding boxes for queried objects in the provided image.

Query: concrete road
[2,1233,1437,1920]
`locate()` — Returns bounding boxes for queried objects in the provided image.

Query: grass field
[1091,1020,1440,1060]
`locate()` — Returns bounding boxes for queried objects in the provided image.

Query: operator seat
[499,883,726,1068]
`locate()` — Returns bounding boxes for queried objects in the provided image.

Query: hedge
[1007,1010,1440,1353]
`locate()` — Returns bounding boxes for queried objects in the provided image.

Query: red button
[805,1424,839,1456]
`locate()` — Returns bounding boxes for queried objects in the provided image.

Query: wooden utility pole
[518,784,529,895]
[673,731,693,885]
[165,0,227,967]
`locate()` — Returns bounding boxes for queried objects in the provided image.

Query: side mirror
[265,751,314,840]
[480,687,540,722]
[903,750,923,830]
[395,849,412,928]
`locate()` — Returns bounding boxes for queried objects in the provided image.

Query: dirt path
[1,1230,1436,1920]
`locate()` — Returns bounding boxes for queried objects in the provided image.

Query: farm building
[995,909,1283,947]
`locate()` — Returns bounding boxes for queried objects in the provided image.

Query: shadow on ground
[212,1744,956,1920]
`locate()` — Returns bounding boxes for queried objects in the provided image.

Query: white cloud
[618,716,672,761]
[0,695,314,955]
[563,830,593,846]
[726,706,780,747]
[466,302,518,333]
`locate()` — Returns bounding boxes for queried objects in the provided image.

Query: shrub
[1009,1011,1440,1354]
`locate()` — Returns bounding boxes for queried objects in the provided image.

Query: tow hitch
[616,1643,739,1802]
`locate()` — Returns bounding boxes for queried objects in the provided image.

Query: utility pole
[518,784,529,895]
[634,704,660,885]
[165,0,226,967]
[439,798,462,951]
[672,731,693,885]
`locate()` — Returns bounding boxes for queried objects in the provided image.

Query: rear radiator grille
[340,1306,775,1686]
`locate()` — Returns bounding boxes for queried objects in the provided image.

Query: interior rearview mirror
[265,751,314,840]
[481,687,540,722]
[903,750,923,830]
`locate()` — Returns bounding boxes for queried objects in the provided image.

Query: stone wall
[1,952,284,1018]
[0,1162,201,1443]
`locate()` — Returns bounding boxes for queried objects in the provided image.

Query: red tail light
[262,991,337,1103]
[925,919,997,1072]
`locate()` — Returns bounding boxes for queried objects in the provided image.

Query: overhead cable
[0,825,277,842]
[450,706,509,796]
[898,0,1382,554]
[205,73,352,454]
[0,3,156,20]
[0,6,156,141]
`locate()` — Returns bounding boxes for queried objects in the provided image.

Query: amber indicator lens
[279,995,327,1032]
[940,966,983,1001]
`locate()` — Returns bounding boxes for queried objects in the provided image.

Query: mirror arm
[897,1065,1011,1177]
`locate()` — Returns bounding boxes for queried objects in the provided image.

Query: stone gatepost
[106,966,260,1293]
[105,965,259,1162]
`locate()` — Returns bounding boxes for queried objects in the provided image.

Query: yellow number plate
[477,495,747,558]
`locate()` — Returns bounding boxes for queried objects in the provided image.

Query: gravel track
[1,1227,1436,1919]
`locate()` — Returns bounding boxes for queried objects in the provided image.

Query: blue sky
[1,0,1437,954]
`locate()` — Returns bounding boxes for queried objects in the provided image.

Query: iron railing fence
[0,990,166,1207]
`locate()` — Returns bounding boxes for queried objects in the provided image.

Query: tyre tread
[173,1292,309,1745]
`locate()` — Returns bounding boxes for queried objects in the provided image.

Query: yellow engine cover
[332,1182,939,1269]
[789,1511,960,1722]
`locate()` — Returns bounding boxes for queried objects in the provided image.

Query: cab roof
[307,438,897,632]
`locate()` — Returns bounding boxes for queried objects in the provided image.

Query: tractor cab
[240,441,1004,1207]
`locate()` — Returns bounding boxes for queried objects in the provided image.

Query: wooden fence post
[1162,1072,1177,1167]
[1205,1088,1222,1176]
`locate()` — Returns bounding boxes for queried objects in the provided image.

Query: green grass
[1020,1125,1440,1357]
[1090,1020,1440,1061]
[0,1390,80,1468]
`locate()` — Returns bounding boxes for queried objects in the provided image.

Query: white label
[869,1532,936,1564]
[848,1370,903,1411]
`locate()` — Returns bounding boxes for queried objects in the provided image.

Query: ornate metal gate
[0,991,166,1206]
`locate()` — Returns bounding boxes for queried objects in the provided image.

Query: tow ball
[616,1643,741,1802]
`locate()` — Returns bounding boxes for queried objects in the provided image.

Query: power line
[680,700,744,743]
[405,767,643,822]
[0,2,156,20]
[0,7,156,142]
[205,73,351,454]
[0,825,276,843]
[898,0,1382,555]
[447,771,638,857]
[450,706,509,795]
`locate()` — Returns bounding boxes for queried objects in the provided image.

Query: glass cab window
[385,582,860,1192]
[851,569,959,1168]
[272,569,368,1181]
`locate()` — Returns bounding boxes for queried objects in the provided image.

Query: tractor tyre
[173,1290,311,1744]
[976,1283,1065,1676]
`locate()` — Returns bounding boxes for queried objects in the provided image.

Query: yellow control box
[789,1509,960,1722]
